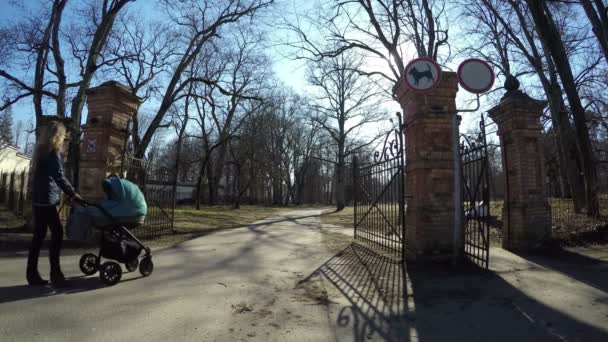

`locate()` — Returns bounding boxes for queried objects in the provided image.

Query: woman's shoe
[50,270,68,288]
[26,271,49,286]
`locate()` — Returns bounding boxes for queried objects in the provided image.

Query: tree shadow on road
[301,242,608,342]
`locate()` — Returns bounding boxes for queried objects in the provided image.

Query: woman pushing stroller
[27,120,151,287]
[27,121,83,287]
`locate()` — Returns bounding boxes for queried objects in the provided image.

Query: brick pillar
[488,76,551,251]
[394,71,459,261]
[79,81,141,201]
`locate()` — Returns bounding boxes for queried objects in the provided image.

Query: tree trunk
[66,1,131,187]
[539,39,587,210]
[581,0,608,63]
[527,0,600,217]
[173,96,190,211]
[335,153,345,211]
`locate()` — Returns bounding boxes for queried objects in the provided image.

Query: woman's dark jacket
[32,151,76,206]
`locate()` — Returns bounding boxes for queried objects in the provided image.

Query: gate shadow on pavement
[302,242,608,342]
[0,275,132,304]
[299,243,409,341]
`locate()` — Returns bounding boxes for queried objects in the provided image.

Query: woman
[27,121,82,287]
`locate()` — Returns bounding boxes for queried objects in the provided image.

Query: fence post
[8,172,16,211]
[352,156,358,240]
[0,171,3,205]
[18,170,26,215]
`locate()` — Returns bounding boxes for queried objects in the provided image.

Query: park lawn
[0,205,300,251]
[321,206,354,228]
[145,205,299,248]
[0,208,25,230]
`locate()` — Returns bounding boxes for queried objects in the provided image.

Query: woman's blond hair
[32,121,67,167]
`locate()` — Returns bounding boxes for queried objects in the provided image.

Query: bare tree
[578,0,608,63]
[0,3,62,118]
[133,0,273,160]
[284,0,449,88]
[102,14,178,152]
[307,50,385,210]
[526,0,600,217]
[471,0,587,210]
[0,106,14,144]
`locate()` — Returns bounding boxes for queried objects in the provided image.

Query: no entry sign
[457,59,495,94]
[403,57,442,92]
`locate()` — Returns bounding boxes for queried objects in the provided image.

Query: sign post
[452,58,495,265]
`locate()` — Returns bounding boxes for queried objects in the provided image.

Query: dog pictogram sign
[403,57,442,92]
[457,58,494,94]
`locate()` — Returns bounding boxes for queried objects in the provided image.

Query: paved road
[0,208,344,342]
[2,208,608,342]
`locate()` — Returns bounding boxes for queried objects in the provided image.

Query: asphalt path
[0,208,340,342]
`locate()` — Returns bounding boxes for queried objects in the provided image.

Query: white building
[0,143,31,173]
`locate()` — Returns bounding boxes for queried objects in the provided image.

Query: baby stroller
[67,175,153,286]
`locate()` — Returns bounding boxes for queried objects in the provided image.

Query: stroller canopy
[100,177,147,219]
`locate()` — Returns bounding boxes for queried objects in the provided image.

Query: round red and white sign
[403,57,442,92]
[457,59,495,94]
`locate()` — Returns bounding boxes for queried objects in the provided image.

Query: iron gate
[353,113,406,259]
[460,114,491,268]
[123,157,175,237]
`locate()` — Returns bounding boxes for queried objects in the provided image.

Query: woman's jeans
[27,205,63,275]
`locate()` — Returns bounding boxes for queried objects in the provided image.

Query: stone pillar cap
[488,75,547,118]
[86,80,142,102]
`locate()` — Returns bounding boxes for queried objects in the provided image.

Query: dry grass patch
[145,205,298,248]
[321,206,354,228]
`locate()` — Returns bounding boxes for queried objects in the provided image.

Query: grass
[489,198,608,244]
[0,208,25,231]
[320,206,354,228]
[0,205,300,252]
[135,205,300,248]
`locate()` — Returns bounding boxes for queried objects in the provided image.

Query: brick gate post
[394,71,459,262]
[78,81,141,201]
[488,76,551,251]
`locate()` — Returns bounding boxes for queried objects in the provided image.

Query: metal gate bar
[461,114,491,268]
[353,113,406,260]
[124,157,175,238]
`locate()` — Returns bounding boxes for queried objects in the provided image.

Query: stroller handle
[71,198,115,222]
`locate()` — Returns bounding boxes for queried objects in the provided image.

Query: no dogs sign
[403,57,442,92]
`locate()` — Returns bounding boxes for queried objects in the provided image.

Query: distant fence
[124,156,176,238]
[0,170,28,217]
[549,195,608,239]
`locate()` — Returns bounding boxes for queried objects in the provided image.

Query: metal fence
[353,113,406,260]
[549,195,608,239]
[460,115,491,268]
[544,161,608,239]
[123,156,176,238]
[0,170,28,216]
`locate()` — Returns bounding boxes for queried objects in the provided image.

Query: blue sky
[0,0,503,146]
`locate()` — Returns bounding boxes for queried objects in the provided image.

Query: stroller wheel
[125,258,139,272]
[100,261,122,286]
[79,253,99,275]
[139,256,154,277]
